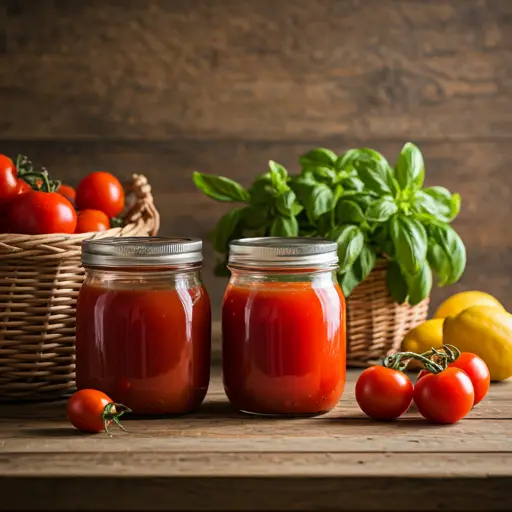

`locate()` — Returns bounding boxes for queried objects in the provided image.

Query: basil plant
[193,143,466,306]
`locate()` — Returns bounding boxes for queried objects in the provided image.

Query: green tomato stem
[102,402,131,436]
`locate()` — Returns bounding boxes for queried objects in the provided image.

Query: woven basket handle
[123,174,160,236]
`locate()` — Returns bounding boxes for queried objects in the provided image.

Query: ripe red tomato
[0,179,33,233]
[58,183,76,203]
[67,389,130,434]
[75,209,110,233]
[8,191,77,234]
[417,352,490,406]
[0,155,18,202]
[76,172,125,218]
[414,367,474,424]
[16,179,32,194]
[449,353,490,406]
[355,366,414,420]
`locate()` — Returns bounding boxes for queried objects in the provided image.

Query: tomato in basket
[76,172,125,218]
[0,155,18,203]
[58,183,76,203]
[75,209,110,233]
[8,191,77,234]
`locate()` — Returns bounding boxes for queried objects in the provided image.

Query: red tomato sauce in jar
[222,238,346,415]
[75,237,211,415]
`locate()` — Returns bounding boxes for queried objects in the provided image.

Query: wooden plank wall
[1,0,511,316]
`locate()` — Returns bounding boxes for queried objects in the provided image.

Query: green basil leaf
[418,186,461,222]
[249,174,276,206]
[329,224,365,272]
[386,261,408,304]
[342,176,365,192]
[275,190,300,217]
[373,224,395,258]
[316,211,334,237]
[390,215,428,274]
[242,205,270,229]
[308,166,338,185]
[290,174,317,205]
[295,170,318,184]
[340,267,361,297]
[300,148,337,168]
[268,160,289,192]
[395,142,425,191]
[413,190,444,217]
[212,207,244,253]
[337,148,399,197]
[336,199,366,224]
[343,191,375,210]
[427,242,452,286]
[336,148,387,171]
[354,244,377,281]
[270,215,299,237]
[242,226,268,238]
[300,227,319,238]
[193,172,250,202]
[305,183,334,220]
[423,186,451,203]
[450,193,461,220]
[429,224,466,285]
[404,262,432,306]
[366,197,398,222]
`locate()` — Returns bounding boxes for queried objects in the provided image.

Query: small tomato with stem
[448,351,490,406]
[414,367,474,424]
[355,365,414,420]
[67,389,130,435]
[417,345,490,406]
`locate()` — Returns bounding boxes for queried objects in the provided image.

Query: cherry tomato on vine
[414,367,474,424]
[75,209,110,233]
[76,172,124,218]
[8,191,77,234]
[67,389,130,434]
[58,183,76,203]
[448,353,490,406]
[0,155,18,202]
[355,366,414,420]
[417,352,489,406]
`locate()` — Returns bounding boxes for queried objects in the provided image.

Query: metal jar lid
[228,237,338,268]
[82,237,203,267]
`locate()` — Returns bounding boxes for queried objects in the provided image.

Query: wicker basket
[0,174,159,401]
[346,259,429,367]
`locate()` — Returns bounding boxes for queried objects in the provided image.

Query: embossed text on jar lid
[228,237,338,268]
[82,237,203,267]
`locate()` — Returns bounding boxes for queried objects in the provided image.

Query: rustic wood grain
[1,369,511,511]
[2,0,512,141]
[1,139,510,317]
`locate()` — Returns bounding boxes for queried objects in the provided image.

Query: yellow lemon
[443,305,512,381]
[434,291,505,319]
[401,318,445,369]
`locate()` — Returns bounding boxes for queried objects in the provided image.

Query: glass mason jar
[76,237,211,415]
[222,237,346,416]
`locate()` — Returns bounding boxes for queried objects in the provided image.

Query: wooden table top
[1,368,511,512]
